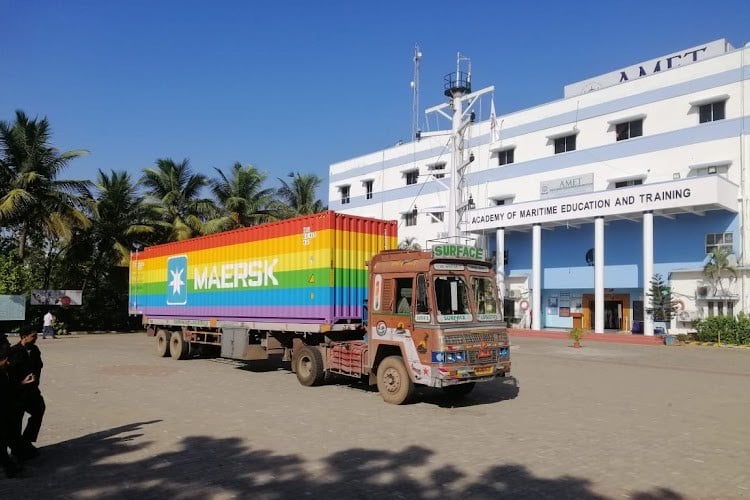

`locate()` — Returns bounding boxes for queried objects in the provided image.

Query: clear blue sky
[3,0,750,200]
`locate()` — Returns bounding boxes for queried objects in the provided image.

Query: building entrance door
[604,300,622,330]
[583,293,631,331]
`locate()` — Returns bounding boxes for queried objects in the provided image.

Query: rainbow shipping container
[128,212,397,325]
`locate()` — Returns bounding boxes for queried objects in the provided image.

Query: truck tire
[169,332,190,360]
[155,329,171,357]
[377,356,415,405]
[442,382,475,398]
[295,346,325,386]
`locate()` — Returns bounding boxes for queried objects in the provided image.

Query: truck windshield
[434,275,471,322]
[472,276,501,321]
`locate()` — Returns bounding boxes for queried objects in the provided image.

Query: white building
[328,39,750,335]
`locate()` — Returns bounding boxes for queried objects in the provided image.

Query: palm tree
[140,158,215,241]
[0,110,91,259]
[704,247,738,296]
[204,162,280,233]
[89,169,163,265]
[277,172,325,217]
[399,237,422,250]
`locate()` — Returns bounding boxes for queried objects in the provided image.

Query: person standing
[42,310,56,339]
[1,342,34,477]
[9,326,45,457]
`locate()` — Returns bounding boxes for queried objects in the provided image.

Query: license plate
[474,366,494,376]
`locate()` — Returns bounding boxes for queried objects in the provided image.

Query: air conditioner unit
[508,289,521,299]
[678,311,694,322]
[437,231,449,239]
[697,286,708,297]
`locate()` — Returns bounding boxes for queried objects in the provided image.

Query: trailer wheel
[377,356,415,405]
[295,346,325,386]
[169,332,190,360]
[442,382,475,398]
[155,329,171,357]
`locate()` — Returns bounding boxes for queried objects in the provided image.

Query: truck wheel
[442,382,475,398]
[170,332,190,360]
[377,356,415,405]
[295,346,325,386]
[155,330,171,357]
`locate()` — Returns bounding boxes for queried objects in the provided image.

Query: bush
[569,327,585,345]
[693,313,750,345]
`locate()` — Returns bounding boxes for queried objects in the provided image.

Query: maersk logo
[167,255,188,305]
[193,259,279,290]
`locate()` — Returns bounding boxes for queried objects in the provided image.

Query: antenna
[411,44,422,141]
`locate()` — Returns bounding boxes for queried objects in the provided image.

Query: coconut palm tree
[277,172,325,217]
[399,237,422,250]
[704,247,738,296]
[0,110,91,258]
[204,162,281,233]
[90,169,164,265]
[140,158,215,241]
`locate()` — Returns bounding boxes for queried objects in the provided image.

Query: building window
[405,169,419,185]
[707,301,734,317]
[339,185,350,204]
[615,119,643,141]
[699,101,726,123]
[694,165,729,177]
[705,232,733,255]
[614,179,643,188]
[497,148,515,166]
[554,134,576,154]
[404,211,417,227]
[427,162,446,179]
[491,197,513,206]
[430,212,444,223]
[364,180,373,200]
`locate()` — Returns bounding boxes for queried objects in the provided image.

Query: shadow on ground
[0,420,683,499]
[231,356,521,407]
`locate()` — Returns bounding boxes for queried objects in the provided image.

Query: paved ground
[1,333,749,499]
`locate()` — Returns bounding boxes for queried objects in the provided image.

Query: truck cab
[364,243,514,403]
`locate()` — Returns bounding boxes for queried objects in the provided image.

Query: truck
[129,211,515,404]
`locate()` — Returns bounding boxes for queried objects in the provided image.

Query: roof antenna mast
[411,44,422,141]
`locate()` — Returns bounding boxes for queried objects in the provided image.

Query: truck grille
[444,332,507,345]
[468,349,499,364]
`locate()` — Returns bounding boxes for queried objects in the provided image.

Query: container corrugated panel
[129,211,397,325]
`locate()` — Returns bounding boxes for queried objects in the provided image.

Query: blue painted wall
[489,209,738,327]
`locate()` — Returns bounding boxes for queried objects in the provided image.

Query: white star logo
[169,268,185,295]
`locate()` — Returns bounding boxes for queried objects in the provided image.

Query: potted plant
[568,327,585,348]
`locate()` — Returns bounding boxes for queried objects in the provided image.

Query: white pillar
[532,224,542,331]
[495,228,505,299]
[594,217,605,334]
[643,211,654,336]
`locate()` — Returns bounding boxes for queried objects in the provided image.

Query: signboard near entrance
[540,173,594,199]
[467,176,737,231]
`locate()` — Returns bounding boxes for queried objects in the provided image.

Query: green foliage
[568,327,585,343]
[646,274,676,322]
[277,172,325,216]
[703,247,738,296]
[1,109,328,331]
[693,313,750,345]
[0,252,33,294]
[398,237,422,250]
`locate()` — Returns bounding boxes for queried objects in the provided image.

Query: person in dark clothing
[0,342,31,478]
[9,325,45,458]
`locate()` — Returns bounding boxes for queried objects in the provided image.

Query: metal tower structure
[421,52,494,242]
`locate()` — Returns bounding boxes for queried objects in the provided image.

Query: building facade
[328,39,750,335]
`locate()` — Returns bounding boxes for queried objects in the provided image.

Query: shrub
[693,313,750,345]
[569,327,585,345]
